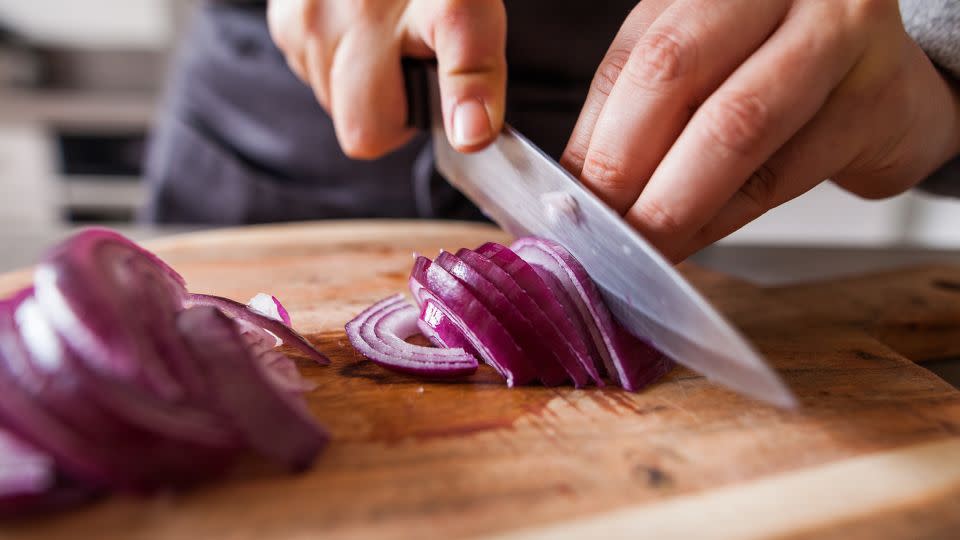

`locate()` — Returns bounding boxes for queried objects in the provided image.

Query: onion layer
[347,237,674,392]
[0,228,330,516]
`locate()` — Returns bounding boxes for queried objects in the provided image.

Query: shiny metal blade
[426,73,795,407]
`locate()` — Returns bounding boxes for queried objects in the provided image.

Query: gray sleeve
[900,0,960,196]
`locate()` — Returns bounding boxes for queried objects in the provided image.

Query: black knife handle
[402,57,436,131]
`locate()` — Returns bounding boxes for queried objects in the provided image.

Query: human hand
[562,0,960,262]
[268,0,506,158]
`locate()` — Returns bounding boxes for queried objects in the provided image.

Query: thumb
[409,0,507,152]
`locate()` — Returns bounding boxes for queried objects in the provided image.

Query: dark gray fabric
[144,1,636,224]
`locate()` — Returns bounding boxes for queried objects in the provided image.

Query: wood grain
[1,220,958,539]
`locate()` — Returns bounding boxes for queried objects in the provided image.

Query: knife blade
[407,62,795,408]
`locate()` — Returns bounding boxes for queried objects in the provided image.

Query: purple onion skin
[456,248,593,388]
[436,251,567,387]
[409,256,536,387]
[510,237,675,392]
[475,243,604,386]
[178,307,328,471]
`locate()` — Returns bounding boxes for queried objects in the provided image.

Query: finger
[268,0,313,81]
[576,0,791,213]
[407,0,507,152]
[303,35,331,109]
[675,101,854,261]
[626,1,866,254]
[329,26,415,159]
[560,0,671,177]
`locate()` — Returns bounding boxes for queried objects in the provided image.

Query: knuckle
[592,48,632,97]
[624,29,694,88]
[701,91,769,156]
[739,164,779,209]
[560,145,588,175]
[580,148,632,194]
[632,199,683,238]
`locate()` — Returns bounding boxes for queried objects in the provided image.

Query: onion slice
[0,429,54,499]
[178,307,328,471]
[475,243,603,386]
[345,294,478,378]
[436,251,569,386]
[247,293,292,326]
[409,256,536,386]
[417,300,478,356]
[187,293,329,366]
[456,248,594,388]
[34,229,198,400]
[510,237,674,391]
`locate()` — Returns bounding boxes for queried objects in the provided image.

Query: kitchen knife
[404,60,796,408]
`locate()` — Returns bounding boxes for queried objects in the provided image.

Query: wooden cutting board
[3,220,960,539]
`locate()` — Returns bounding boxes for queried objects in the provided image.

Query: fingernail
[452,98,492,148]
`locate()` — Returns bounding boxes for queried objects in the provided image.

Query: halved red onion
[178,306,328,471]
[409,256,536,386]
[474,242,603,386]
[187,293,329,366]
[436,251,568,386]
[456,248,593,388]
[247,293,292,326]
[345,294,477,378]
[510,237,674,391]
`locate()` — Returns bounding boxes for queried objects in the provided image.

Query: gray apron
[143,1,637,224]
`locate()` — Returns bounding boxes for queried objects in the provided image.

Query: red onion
[410,256,536,386]
[247,293,292,326]
[456,247,594,387]
[345,294,478,378]
[186,293,329,366]
[436,251,568,386]
[0,228,330,516]
[510,237,675,391]
[348,237,673,392]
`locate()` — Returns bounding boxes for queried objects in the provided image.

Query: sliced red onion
[247,293,292,326]
[187,293,329,366]
[33,229,200,400]
[409,256,536,386]
[0,429,54,498]
[258,350,318,393]
[9,297,236,491]
[456,248,593,388]
[474,242,603,386]
[178,306,328,471]
[417,300,478,356]
[510,237,674,391]
[0,429,97,518]
[436,251,568,386]
[345,294,477,378]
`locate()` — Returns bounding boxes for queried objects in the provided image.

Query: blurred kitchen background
[0,0,959,271]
